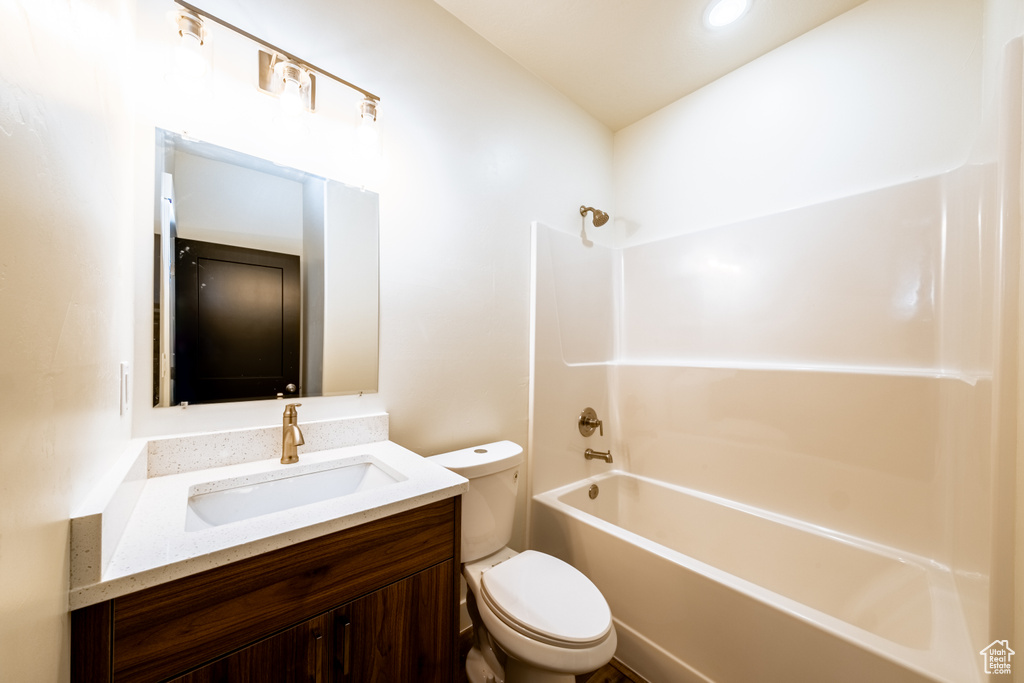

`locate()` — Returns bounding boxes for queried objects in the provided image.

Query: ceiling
[431,0,874,131]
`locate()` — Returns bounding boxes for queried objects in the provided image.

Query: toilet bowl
[466,547,617,678]
[429,441,616,683]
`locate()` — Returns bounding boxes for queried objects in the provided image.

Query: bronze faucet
[281,403,305,464]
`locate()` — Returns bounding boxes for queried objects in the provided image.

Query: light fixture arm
[173,0,381,103]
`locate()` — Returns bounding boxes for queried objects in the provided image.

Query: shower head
[580,205,609,227]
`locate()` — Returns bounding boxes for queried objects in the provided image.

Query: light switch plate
[120,361,130,416]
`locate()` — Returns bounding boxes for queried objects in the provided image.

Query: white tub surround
[69,414,467,610]
[534,472,980,683]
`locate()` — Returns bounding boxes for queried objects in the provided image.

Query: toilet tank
[428,441,523,563]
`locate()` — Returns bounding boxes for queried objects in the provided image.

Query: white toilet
[429,441,617,683]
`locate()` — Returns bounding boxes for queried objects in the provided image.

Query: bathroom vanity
[73,498,459,682]
[69,427,467,683]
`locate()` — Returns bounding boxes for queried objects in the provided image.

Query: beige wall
[126,0,613,551]
[0,0,612,680]
[0,0,137,681]
[128,0,614,450]
[613,0,983,247]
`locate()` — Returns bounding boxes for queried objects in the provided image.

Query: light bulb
[174,12,207,78]
[357,116,378,147]
[359,98,377,123]
[356,118,383,186]
[355,97,382,182]
[280,76,304,116]
[705,0,750,27]
[273,60,308,116]
[357,98,379,151]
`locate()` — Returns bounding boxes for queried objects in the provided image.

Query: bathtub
[531,472,980,683]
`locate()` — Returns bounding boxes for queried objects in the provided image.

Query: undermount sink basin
[185,458,403,531]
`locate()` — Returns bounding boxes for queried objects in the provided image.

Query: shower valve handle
[579,407,603,437]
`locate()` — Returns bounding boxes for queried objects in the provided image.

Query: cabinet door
[168,613,329,683]
[334,561,455,683]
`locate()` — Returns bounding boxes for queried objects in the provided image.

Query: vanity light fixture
[704,0,751,28]
[259,51,315,114]
[359,97,378,123]
[174,9,208,78]
[357,96,379,142]
[173,1,381,114]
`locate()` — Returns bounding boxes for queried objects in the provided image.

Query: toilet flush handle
[578,407,603,437]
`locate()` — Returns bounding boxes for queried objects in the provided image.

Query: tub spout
[585,448,613,463]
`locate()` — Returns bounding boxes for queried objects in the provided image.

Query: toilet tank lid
[428,440,523,478]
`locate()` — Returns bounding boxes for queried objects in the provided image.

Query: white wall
[613,0,982,245]
[128,0,613,554]
[130,0,612,449]
[0,0,137,681]
[172,150,305,254]
[0,0,612,680]
[529,226,619,499]
[322,181,379,395]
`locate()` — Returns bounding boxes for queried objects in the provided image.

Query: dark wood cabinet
[334,561,453,683]
[72,498,461,683]
[167,613,329,683]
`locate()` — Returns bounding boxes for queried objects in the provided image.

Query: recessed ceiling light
[704,0,751,28]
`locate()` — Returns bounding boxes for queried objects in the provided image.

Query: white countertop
[69,440,467,610]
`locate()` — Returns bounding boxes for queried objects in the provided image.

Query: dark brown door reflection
[175,238,300,404]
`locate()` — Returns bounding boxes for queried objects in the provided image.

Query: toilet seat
[479,550,612,648]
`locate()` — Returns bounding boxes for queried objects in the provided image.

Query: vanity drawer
[78,497,458,683]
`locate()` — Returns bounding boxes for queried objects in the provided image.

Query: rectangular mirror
[153,129,379,406]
